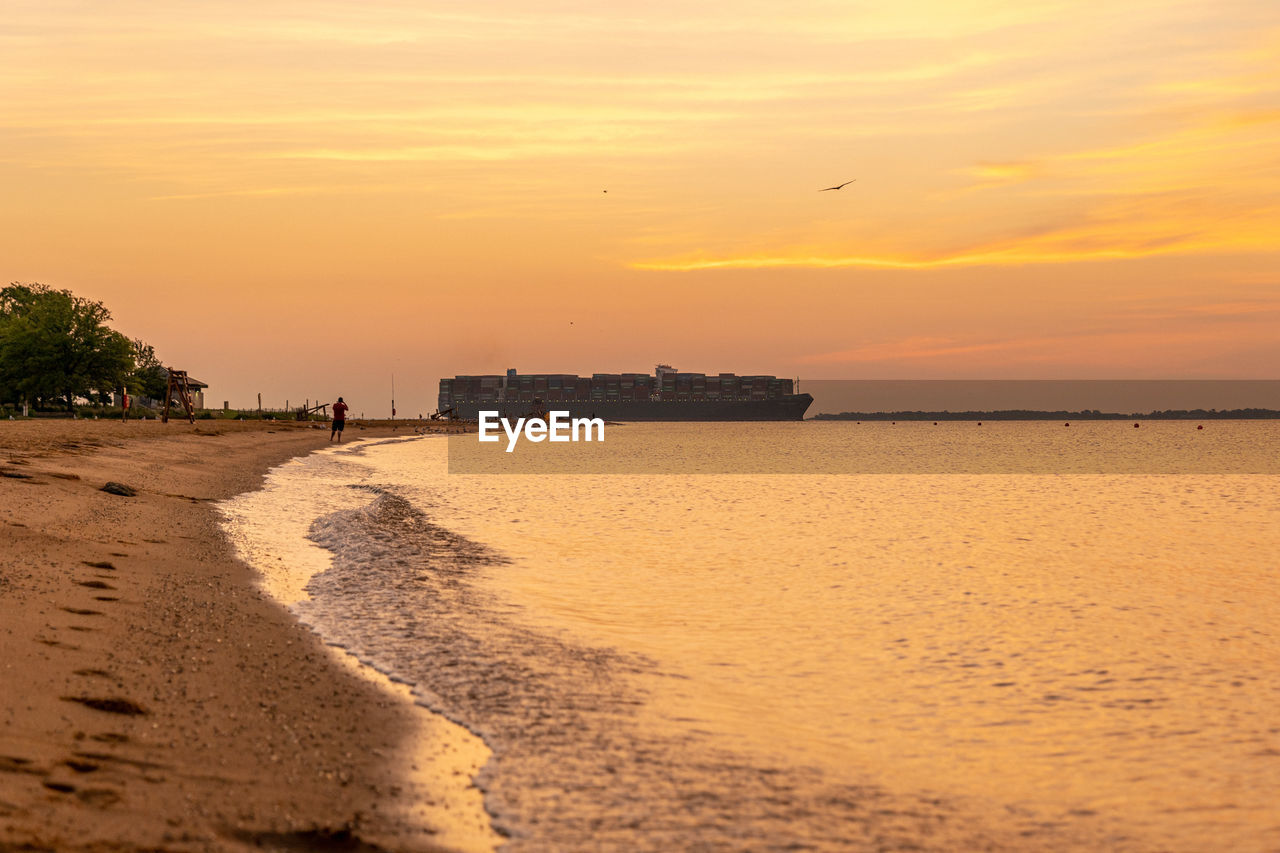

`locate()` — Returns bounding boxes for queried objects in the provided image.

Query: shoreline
[0,420,495,852]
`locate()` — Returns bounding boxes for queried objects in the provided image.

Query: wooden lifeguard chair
[161,368,197,424]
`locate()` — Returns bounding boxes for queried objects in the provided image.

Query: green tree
[128,338,169,400]
[0,282,136,411]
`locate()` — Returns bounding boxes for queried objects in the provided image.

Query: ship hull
[451,393,813,422]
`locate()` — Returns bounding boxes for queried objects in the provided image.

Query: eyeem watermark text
[478,411,605,452]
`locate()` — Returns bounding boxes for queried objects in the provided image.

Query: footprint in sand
[36,638,80,651]
[74,750,165,771]
[64,759,100,774]
[60,697,148,716]
[89,733,129,744]
[40,779,122,808]
[0,756,41,776]
[76,788,121,807]
[229,828,386,850]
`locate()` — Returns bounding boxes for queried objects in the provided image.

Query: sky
[2,0,1278,415]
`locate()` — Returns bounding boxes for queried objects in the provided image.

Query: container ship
[439,365,812,421]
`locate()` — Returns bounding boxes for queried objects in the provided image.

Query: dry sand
[0,418,497,853]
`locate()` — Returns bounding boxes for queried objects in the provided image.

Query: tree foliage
[129,338,169,400]
[0,282,155,410]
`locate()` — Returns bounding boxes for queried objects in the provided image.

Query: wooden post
[180,372,195,423]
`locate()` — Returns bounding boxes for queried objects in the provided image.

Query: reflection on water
[229,424,1280,851]
[448,419,1280,473]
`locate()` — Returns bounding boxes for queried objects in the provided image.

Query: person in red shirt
[331,397,349,442]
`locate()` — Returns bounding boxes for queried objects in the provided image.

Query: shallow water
[222,424,1280,851]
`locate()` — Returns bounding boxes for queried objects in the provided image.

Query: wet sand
[0,419,495,853]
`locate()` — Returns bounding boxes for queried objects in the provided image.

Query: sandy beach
[0,419,494,853]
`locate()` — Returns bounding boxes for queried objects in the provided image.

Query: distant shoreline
[811,408,1280,421]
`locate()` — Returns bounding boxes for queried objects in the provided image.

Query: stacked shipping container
[440,368,794,411]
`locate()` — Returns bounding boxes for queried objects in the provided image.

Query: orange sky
[2,0,1278,414]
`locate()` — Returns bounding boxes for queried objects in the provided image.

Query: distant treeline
[812,409,1280,421]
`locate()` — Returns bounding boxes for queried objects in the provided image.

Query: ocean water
[221,423,1280,851]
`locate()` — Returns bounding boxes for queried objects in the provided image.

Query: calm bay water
[221,423,1280,851]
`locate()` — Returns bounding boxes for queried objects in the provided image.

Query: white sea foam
[218,437,501,852]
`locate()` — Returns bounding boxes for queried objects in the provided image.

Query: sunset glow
[3,0,1277,412]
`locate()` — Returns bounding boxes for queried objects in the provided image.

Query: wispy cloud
[964,161,1041,183]
[799,336,1032,364]
[795,323,1280,372]
[633,97,1280,271]
[631,204,1273,270]
[148,185,357,201]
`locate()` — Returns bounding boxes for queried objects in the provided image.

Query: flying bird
[819,179,856,192]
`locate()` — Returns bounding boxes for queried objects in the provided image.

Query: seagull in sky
[819,179,856,191]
